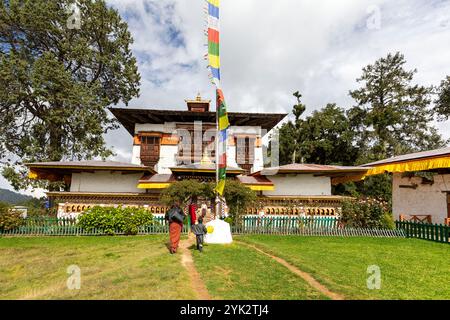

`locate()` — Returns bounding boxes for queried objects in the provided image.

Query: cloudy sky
[2,0,450,195]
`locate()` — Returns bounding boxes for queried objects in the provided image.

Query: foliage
[160,180,256,222]
[349,52,445,162]
[224,216,234,225]
[160,180,209,207]
[222,180,257,220]
[279,100,358,165]
[0,202,25,231]
[341,197,394,229]
[78,206,155,235]
[278,52,448,201]
[333,174,393,203]
[435,75,450,120]
[0,0,140,190]
[17,197,52,217]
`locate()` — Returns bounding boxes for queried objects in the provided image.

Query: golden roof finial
[196,92,202,101]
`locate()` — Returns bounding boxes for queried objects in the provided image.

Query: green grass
[238,236,450,300]
[2,235,449,300]
[191,243,327,300]
[0,236,195,300]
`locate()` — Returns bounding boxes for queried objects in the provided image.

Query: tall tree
[298,104,360,165]
[349,52,445,162]
[278,94,359,166]
[0,0,140,190]
[278,92,306,165]
[435,76,450,120]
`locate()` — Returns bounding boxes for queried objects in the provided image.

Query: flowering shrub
[341,198,394,229]
[0,202,25,231]
[78,206,156,235]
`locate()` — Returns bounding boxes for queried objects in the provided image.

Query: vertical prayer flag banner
[207,0,229,196]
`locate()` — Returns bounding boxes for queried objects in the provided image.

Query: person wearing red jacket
[188,196,198,225]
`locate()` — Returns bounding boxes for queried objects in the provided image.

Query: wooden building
[361,147,450,225]
[27,95,370,218]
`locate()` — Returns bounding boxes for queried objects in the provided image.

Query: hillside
[0,188,34,205]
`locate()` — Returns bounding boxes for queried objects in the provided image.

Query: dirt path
[179,235,211,300]
[237,241,344,300]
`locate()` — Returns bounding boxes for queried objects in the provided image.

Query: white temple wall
[262,174,332,196]
[392,173,450,224]
[135,123,175,134]
[70,172,144,193]
[131,145,141,165]
[227,145,238,168]
[228,126,261,135]
[156,145,178,174]
[253,147,264,173]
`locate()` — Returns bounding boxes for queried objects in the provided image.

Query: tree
[435,76,450,120]
[0,0,140,190]
[349,52,445,162]
[160,180,211,208]
[159,180,256,222]
[221,180,257,220]
[278,94,360,166]
[297,104,360,165]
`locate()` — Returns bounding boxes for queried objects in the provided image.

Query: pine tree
[0,0,140,190]
[435,76,450,120]
[349,52,445,161]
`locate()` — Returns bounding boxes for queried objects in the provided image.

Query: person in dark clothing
[165,201,185,254]
[191,217,208,252]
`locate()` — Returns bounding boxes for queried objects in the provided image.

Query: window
[140,136,160,167]
[236,136,255,172]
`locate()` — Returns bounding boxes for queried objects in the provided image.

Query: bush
[0,202,25,231]
[341,197,394,229]
[160,180,208,207]
[78,206,156,235]
[224,216,234,225]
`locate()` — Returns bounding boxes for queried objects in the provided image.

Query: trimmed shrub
[78,206,156,235]
[341,197,394,229]
[0,202,25,231]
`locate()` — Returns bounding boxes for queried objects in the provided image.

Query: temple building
[27,95,371,218]
[361,147,450,225]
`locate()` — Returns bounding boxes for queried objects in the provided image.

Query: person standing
[165,201,185,254]
[191,217,208,252]
[188,196,198,225]
[200,203,207,219]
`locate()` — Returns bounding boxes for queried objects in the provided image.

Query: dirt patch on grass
[180,235,211,300]
[238,241,344,300]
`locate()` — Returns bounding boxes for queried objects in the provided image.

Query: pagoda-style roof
[362,147,450,167]
[251,163,371,185]
[109,108,287,136]
[137,173,176,189]
[26,161,155,182]
[237,175,275,191]
[251,163,370,176]
[26,161,154,173]
[360,146,450,177]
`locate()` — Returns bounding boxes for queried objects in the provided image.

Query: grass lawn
[238,236,450,300]
[0,235,195,300]
[1,235,448,300]
[191,242,327,300]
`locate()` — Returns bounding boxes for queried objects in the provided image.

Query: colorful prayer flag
[206,0,229,196]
